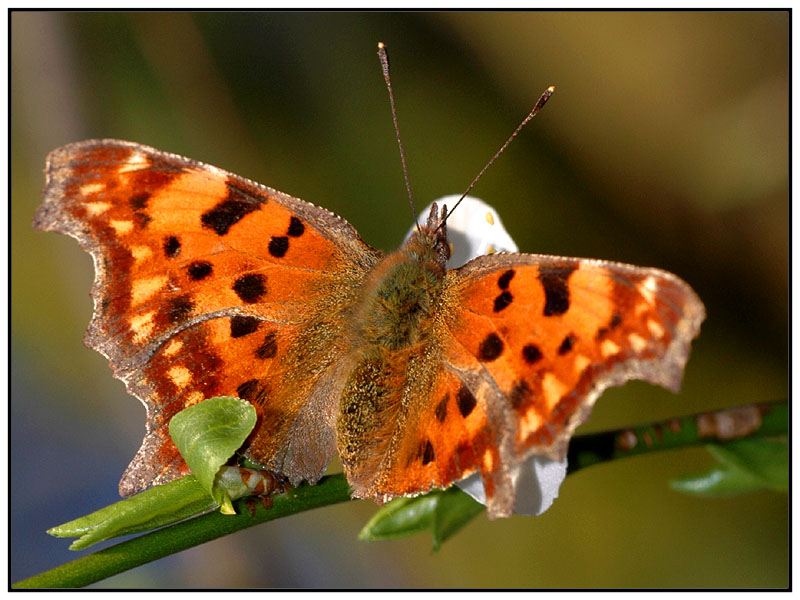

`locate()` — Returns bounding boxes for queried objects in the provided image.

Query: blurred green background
[11,11,787,588]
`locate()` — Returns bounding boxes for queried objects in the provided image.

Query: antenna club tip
[546,85,556,93]
[378,41,385,49]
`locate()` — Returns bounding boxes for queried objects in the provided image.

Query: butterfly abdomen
[336,343,443,495]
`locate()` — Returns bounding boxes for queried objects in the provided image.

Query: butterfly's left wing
[370,253,705,518]
[34,139,381,496]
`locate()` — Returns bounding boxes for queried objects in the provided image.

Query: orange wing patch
[366,368,498,502]
[440,254,704,516]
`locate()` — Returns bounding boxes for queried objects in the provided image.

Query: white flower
[408,196,568,516]
[457,454,567,516]
[405,195,518,267]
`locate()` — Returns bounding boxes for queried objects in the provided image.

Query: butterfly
[33,136,705,519]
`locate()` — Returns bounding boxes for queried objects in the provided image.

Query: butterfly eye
[405,196,518,268]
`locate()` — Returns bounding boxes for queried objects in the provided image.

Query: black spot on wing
[497,269,515,290]
[167,295,194,323]
[233,273,267,303]
[201,182,262,236]
[421,440,435,465]
[493,291,513,312]
[201,199,258,236]
[287,216,305,237]
[434,394,448,422]
[230,315,260,338]
[269,236,289,258]
[522,343,542,364]
[236,379,259,401]
[255,332,278,359]
[163,235,181,258]
[129,193,149,210]
[129,193,152,227]
[457,384,477,417]
[187,261,213,280]
[539,265,576,316]
[558,333,576,355]
[478,332,504,362]
[236,378,270,405]
[236,379,258,400]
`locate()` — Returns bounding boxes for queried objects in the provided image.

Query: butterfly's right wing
[360,252,703,518]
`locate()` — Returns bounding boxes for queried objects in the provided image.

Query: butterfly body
[337,209,453,498]
[35,139,705,518]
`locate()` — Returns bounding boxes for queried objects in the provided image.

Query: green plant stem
[14,401,787,588]
[567,401,787,474]
[13,474,352,589]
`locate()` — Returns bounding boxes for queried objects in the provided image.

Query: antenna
[378,42,419,230]
[437,85,556,230]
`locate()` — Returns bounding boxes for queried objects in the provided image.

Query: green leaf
[670,464,764,496]
[670,437,787,496]
[168,396,257,512]
[358,486,485,551]
[431,486,484,551]
[708,437,788,491]
[47,476,214,550]
[358,494,440,542]
[29,475,353,587]
[48,396,259,550]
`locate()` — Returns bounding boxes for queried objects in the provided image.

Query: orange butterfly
[34,45,704,519]
[34,136,704,519]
